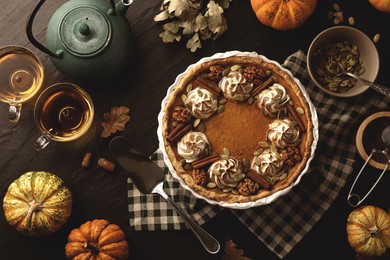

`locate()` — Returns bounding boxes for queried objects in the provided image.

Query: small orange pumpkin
[250,0,318,30]
[369,0,390,13]
[346,205,390,257]
[65,219,129,260]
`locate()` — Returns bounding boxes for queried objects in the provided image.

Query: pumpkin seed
[247,96,254,105]
[265,70,272,77]
[183,163,192,171]
[373,33,380,43]
[172,121,179,127]
[197,122,205,132]
[255,157,262,166]
[193,118,201,128]
[296,107,304,115]
[180,159,186,166]
[348,17,355,26]
[223,148,230,156]
[197,89,203,96]
[222,68,230,76]
[219,98,227,104]
[259,141,269,148]
[231,65,241,71]
[182,94,187,103]
[186,84,193,93]
[231,189,239,195]
[218,105,225,113]
[254,149,263,156]
[278,172,287,181]
[207,182,217,189]
[220,154,229,160]
[212,169,221,175]
[223,188,233,193]
[200,73,208,79]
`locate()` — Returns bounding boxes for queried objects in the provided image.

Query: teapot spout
[116,0,133,16]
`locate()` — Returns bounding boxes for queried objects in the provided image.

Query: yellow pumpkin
[250,0,318,30]
[347,205,390,257]
[369,0,390,13]
[65,219,129,260]
[3,171,72,236]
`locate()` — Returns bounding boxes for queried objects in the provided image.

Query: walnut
[192,169,208,186]
[172,106,192,123]
[237,178,259,196]
[243,66,266,83]
[281,147,302,168]
[208,65,224,81]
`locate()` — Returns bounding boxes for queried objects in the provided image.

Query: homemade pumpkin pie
[159,54,316,206]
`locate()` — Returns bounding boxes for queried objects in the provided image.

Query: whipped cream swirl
[267,119,301,149]
[251,149,286,184]
[177,131,211,163]
[208,156,244,189]
[185,88,218,119]
[218,71,253,102]
[257,83,290,118]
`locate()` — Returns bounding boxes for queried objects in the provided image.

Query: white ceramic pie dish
[157,51,319,209]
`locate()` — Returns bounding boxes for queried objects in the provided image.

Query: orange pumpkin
[369,0,390,13]
[250,0,318,30]
[346,206,390,257]
[65,219,129,260]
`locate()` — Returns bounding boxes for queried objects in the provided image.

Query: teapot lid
[59,6,111,57]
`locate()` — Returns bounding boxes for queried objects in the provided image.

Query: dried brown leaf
[222,239,251,260]
[101,106,131,138]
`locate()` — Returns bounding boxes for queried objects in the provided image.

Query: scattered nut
[98,158,115,172]
[348,17,355,26]
[373,33,380,43]
[81,152,92,168]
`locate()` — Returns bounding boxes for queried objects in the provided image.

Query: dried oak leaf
[101,106,131,138]
[223,239,251,260]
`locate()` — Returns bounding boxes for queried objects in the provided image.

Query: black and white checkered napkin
[127,51,389,258]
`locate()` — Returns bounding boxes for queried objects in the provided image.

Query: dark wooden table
[0,1,389,259]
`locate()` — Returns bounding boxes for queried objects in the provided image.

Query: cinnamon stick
[194,76,221,96]
[192,153,220,169]
[246,169,271,190]
[250,77,274,96]
[286,104,305,132]
[167,123,193,143]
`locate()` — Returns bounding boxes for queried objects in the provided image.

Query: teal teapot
[27,0,133,82]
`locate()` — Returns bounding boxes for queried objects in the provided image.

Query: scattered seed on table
[373,33,380,43]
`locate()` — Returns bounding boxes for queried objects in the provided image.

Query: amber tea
[34,83,94,150]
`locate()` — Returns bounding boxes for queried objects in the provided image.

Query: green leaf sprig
[154,0,231,52]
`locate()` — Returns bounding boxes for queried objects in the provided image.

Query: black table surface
[0,1,389,259]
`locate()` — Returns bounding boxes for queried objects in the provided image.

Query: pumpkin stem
[84,242,100,255]
[26,200,42,229]
[369,225,381,238]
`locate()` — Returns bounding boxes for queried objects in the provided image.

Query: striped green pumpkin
[3,171,72,236]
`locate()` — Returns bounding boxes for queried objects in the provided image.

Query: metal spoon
[347,125,390,207]
[336,71,390,97]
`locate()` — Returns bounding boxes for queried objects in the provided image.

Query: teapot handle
[26,0,62,58]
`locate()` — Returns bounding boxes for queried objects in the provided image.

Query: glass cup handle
[34,132,52,151]
[9,103,22,122]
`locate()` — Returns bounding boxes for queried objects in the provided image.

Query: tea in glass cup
[34,83,94,151]
[0,45,44,122]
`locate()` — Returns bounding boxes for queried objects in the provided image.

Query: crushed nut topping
[237,178,259,196]
[243,66,266,85]
[280,147,302,168]
[172,106,192,124]
[192,169,208,186]
[208,65,224,81]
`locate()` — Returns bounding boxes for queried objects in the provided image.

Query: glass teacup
[34,83,94,151]
[0,45,44,122]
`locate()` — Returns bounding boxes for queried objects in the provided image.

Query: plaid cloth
[127,50,389,258]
